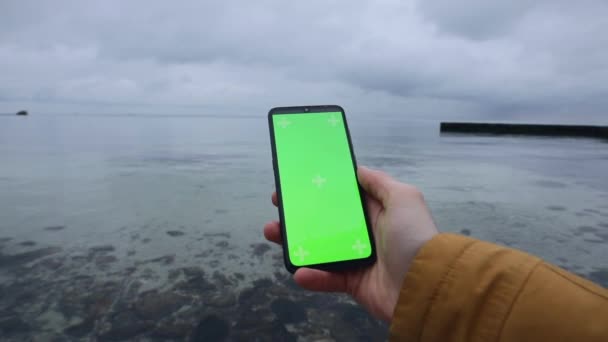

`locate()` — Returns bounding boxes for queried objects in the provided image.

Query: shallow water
[0,114,607,340]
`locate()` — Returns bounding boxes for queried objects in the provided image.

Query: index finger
[271,192,278,207]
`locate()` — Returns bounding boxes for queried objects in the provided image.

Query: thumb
[357,166,392,204]
[294,268,347,293]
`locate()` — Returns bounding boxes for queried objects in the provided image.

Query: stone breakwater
[440,122,608,139]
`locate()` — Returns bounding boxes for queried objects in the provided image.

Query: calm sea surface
[1,114,607,340]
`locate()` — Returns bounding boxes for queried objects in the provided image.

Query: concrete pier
[440,122,608,139]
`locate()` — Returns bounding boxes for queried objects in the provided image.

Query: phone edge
[268,105,377,274]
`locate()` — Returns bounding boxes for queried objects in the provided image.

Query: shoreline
[0,237,388,340]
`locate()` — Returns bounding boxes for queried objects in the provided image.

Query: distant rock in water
[460,229,471,236]
[44,225,66,232]
[16,110,28,116]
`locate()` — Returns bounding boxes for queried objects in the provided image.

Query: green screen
[272,111,371,267]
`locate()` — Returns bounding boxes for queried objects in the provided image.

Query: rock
[95,255,118,269]
[0,315,30,334]
[174,268,217,293]
[18,240,36,247]
[203,232,231,238]
[534,180,567,189]
[583,239,604,243]
[233,306,273,331]
[510,222,527,228]
[212,271,232,287]
[44,225,66,231]
[326,302,388,341]
[304,336,335,342]
[236,279,282,309]
[460,229,471,236]
[215,241,229,248]
[584,208,602,214]
[251,243,271,257]
[152,319,194,339]
[89,245,116,253]
[271,298,307,324]
[58,279,118,320]
[138,254,175,266]
[183,266,205,278]
[0,283,38,309]
[168,268,181,281]
[233,316,295,342]
[64,317,96,337]
[0,246,62,268]
[167,230,185,237]
[254,278,274,289]
[16,110,28,116]
[588,269,608,287]
[594,232,608,242]
[37,257,63,270]
[190,315,230,342]
[206,291,236,308]
[238,287,257,305]
[578,226,598,233]
[134,289,190,320]
[329,320,373,341]
[195,249,213,258]
[98,310,153,341]
[342,303,371,326]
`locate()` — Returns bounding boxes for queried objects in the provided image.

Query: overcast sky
[1,0,607,122]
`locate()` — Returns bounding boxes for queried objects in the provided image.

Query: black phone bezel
[268,105,377,273]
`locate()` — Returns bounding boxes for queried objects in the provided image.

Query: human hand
[263,166,439,322]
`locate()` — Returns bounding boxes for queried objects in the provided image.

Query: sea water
[0,114,606,340]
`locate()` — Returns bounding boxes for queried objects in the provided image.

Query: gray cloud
[1,0,607,122]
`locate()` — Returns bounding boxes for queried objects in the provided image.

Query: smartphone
[268,105,376,273]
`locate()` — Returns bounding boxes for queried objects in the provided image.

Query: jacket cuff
[389,233,540,341]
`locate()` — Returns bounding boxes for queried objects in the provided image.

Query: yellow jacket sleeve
[390,233,608,341]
